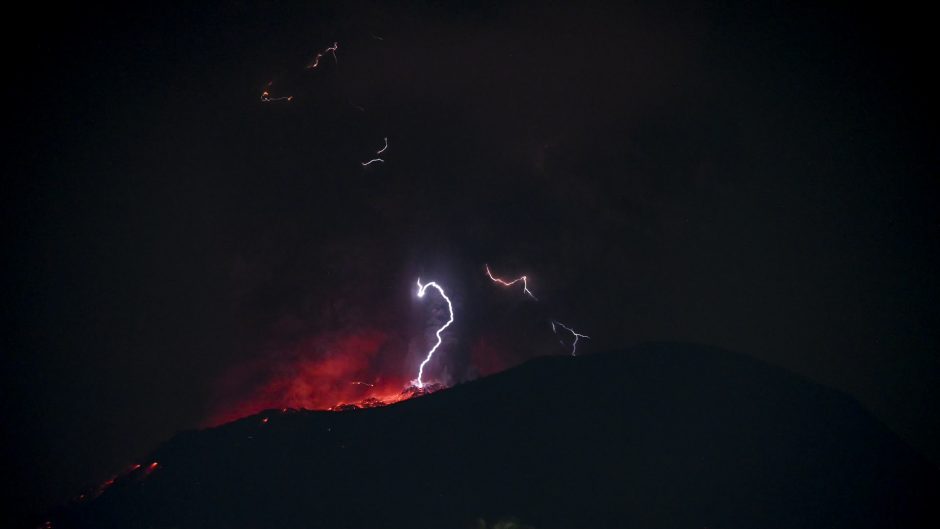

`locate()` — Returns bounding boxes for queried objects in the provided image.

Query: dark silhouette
[51,343,940,528]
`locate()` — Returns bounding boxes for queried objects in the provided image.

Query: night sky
[4,1,938,525]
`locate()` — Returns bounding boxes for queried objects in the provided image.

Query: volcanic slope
[52,343,940,529]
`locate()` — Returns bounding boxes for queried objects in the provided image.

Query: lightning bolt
[551,320,589,356]
[307,41,339,69]
[260,82,292,102]
[414,279,455,388]
[485,264,537,300]
[325,41,339,62]
[362,137,388,166]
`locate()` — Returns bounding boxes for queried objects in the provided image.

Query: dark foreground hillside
[51,343,940,528]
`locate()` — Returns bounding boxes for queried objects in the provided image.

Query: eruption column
[414,279,454,388]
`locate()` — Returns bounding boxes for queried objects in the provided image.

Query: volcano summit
[48,343,939,528]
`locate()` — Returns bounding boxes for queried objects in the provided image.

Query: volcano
[48,343,939,528]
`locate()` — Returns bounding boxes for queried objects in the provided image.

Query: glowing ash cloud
[485,264,538,300]
[414,279,455,388]
[551,320,589,356]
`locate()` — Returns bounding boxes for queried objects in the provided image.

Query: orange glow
[207,330,421,425]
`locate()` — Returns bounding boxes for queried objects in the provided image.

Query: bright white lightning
[551,320,589,356]
[414,279,455,388]
[485,264,537,300]
[376,137,388,154]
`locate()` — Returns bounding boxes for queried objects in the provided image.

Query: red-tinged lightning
[307,41,339,69]
[326,41,339,62]
[414,279,455,388]
[485,264,538,300]
[551,320,589,356]
[261,82,292,103]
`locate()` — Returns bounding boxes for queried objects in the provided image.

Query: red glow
[207,330,419,425]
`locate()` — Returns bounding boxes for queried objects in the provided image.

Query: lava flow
[329,383,444,411]
[208,305,458,425]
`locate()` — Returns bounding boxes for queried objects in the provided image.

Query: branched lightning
[485,264,537,300]
[485,263,593,355]
[414,279,455,388]
[551,320,589,356]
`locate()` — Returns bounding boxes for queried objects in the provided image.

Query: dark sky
[4,1,938,525]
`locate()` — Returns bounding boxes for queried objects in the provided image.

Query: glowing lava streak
[551,320,589,356]
[414,279,455,388]
[485,264,537,300]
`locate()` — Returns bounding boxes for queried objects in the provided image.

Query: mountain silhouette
[50,343,939,528]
